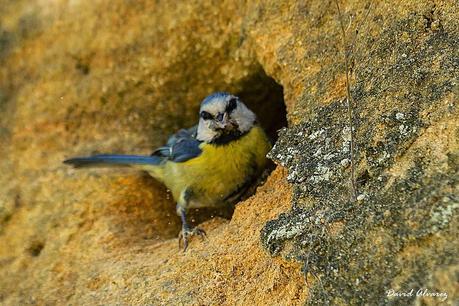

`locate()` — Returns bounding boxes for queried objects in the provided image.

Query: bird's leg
[177,205,206,251]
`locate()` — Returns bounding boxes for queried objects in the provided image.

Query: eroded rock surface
[0,0,457,304]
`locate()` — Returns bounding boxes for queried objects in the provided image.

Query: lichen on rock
[0,0,458,305]
[263,1,459,304]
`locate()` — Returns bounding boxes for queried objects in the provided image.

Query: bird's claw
[178,226,206,251]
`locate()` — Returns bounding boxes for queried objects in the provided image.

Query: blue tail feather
[64,154,162,168]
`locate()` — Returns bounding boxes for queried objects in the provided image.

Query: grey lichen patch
[262,4,459,305]
[264,144,458,304]
[268,100,359,202]
[262,208,313,256]
[365,109,425,173]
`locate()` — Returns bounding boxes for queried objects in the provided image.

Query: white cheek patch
[197,119,219,142]
[232,104,256,133]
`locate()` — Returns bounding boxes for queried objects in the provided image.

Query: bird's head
[196,92,256,144]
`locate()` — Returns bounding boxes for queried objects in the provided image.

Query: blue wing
[151,125,202,163]
[64,126,202,168]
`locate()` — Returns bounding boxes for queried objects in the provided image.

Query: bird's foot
[178,226,206,251]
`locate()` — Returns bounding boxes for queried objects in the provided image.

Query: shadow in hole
[235,67,287,143]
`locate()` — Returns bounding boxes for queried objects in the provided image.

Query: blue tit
[64,92,272,250]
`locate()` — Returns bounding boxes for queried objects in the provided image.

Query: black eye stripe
[200,111,213,120]
[226,98,237,113]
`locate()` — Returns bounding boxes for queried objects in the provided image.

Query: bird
[64,92,272,250]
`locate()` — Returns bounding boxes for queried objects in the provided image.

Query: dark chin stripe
[210,129,247,145]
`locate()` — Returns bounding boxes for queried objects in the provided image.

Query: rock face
[0,0,457,305]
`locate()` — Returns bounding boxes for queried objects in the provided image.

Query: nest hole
[189,66,287,225]
[235,67,287,143]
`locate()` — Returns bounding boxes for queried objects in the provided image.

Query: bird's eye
[200,111,213,120]
[226,98,237,113]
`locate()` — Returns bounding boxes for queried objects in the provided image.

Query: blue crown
[201,92,231,106]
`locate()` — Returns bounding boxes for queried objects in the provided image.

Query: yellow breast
[159,125,271,208]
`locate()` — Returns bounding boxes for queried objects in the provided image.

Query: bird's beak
[216,113,235,131]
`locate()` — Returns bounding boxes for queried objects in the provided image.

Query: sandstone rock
[0,0,457,304]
